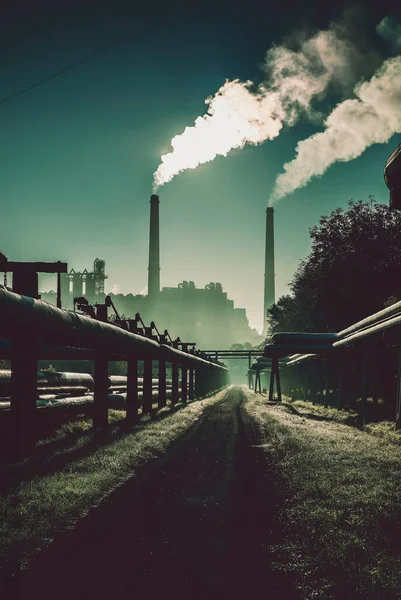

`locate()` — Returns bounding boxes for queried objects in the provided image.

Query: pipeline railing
[0,287,229,456]
[261,302,401,428]
[0,371,178,410]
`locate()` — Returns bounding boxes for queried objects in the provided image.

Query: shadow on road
[3,387,300,599]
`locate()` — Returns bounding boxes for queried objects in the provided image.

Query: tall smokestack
[148,194,160,298]
[263,207,275,336]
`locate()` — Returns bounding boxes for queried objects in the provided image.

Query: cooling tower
[264,207,275,335]
[148,194,160,297]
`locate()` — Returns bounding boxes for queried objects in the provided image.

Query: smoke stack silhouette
[264,207,275,336]
[148,194,160,298]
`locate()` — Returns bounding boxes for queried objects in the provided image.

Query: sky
[0,0,400,333]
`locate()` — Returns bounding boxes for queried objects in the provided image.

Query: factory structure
[41,194,275,348]
[40,259,107,310]
[264,207,275,337]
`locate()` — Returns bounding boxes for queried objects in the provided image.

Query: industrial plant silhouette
[40,194,273,347]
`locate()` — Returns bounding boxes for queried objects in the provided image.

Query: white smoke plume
[270,55,401,203]
[153,24,366,190]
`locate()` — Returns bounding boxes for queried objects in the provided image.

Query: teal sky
[1,0,399,333]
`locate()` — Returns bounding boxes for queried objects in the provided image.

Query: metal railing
[0,286,229,456]
[257,303,401,428]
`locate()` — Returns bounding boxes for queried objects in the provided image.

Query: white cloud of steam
[264,29,364,121]
[153,25,366,190]
[153,80,284,189]
[376,16,401,50]
[270,55,401,203]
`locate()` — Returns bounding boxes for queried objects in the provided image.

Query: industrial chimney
[148,194,160,298]
[263,206,275,336]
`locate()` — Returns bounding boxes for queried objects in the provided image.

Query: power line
[0,30,133,107]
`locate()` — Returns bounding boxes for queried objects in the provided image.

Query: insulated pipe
[0,287,162,358]
[0,288,227,373]
[338,302,401,339]
[0,288,228,456]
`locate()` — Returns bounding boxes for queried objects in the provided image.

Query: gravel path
[6,386,297,599]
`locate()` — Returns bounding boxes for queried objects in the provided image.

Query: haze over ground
[1,0,400,332]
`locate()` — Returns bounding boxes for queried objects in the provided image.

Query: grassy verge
[243,389,401,599]
[0,390,227,581]
[288,399,401,445]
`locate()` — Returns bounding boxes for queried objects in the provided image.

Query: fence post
[171,361,179,405]
[303,372,308,401]
[324,370,329,408]
[11,338,38,457]
[188,367,195,400]
[206,368,211,394]
[396,348,401,430]
[360,354,368,428]
[268,363,275,401]
[142,358,153,415]
[126,358,139,422]
[195,365,203,398]
[337,366,343,410]
[311,364,318,405]
[94,353,109,428]
[181,364,188,403]
[275,358,282,402]
[158,359,167,408]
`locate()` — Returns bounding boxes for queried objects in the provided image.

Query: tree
[267,296,306,333]
[270,198,401,335]
[230,343,245,350]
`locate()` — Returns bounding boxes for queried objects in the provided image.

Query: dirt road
[6,386,297,599]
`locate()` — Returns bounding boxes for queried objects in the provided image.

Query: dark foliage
[268,198,401,335]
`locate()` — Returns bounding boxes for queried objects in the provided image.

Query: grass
[287,399,360,425]
[0,390,227,582]
[288,399,401,445]
[242,388,401,599]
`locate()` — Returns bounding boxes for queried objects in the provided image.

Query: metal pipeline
[0,287,227,372]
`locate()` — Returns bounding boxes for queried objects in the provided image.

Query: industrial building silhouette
[40,195,262,348]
